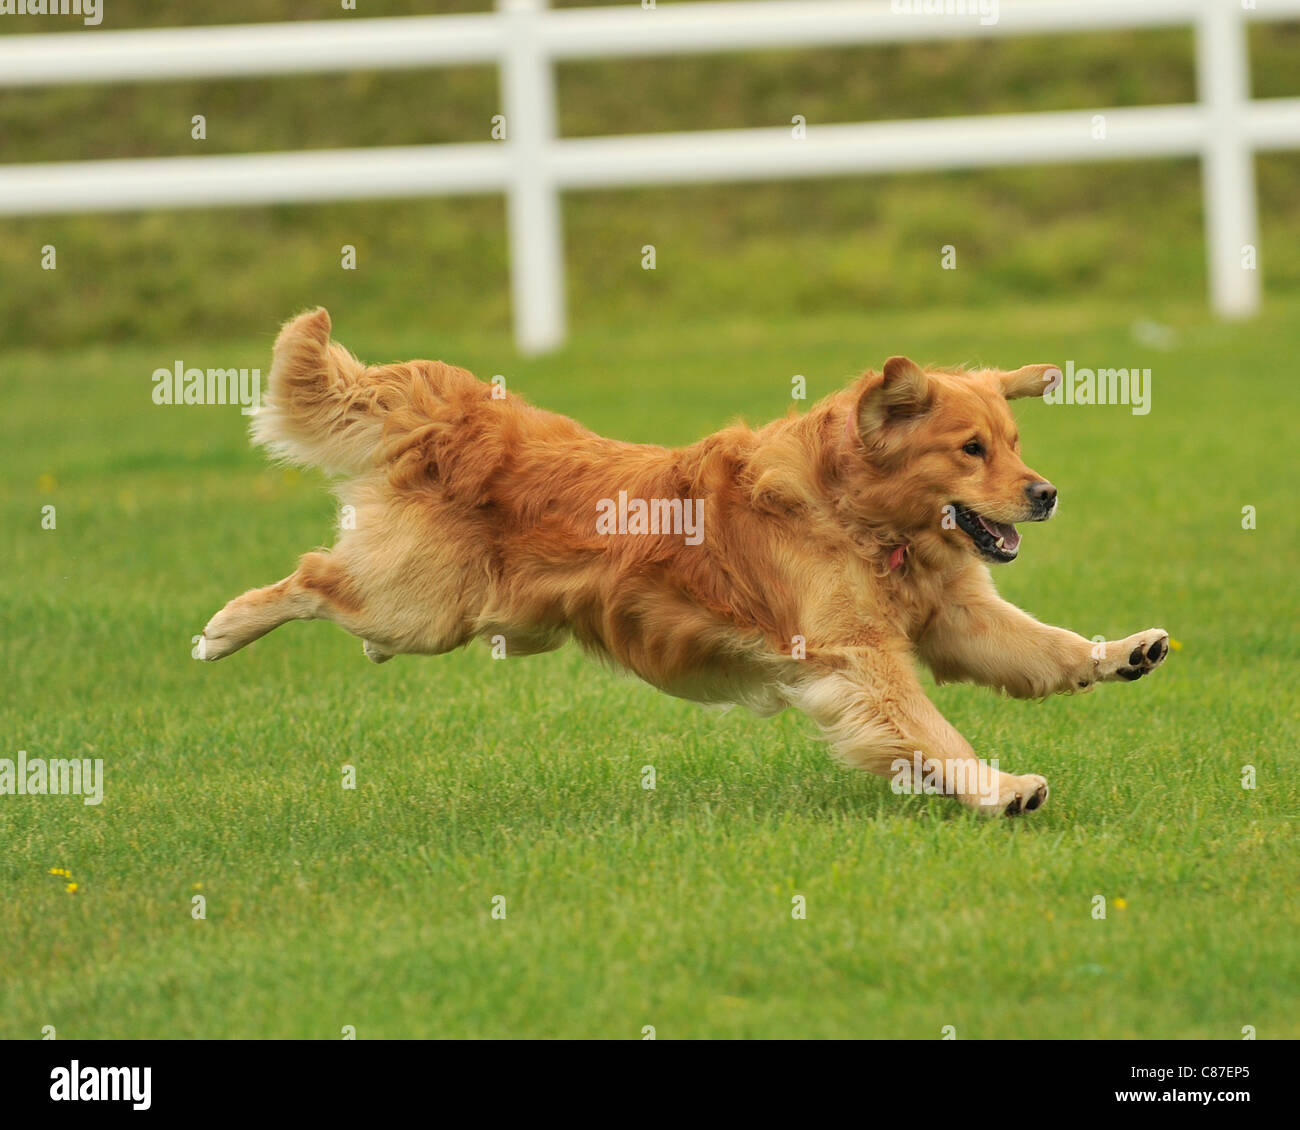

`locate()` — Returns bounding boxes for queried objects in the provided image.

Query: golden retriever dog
[201,308,1170,815]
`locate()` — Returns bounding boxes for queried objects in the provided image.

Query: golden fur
[202,308,1171,815]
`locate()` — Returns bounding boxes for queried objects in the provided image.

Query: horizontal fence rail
[1,0,1298,352]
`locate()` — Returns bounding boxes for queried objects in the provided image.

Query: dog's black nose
[1026,481,1057,506]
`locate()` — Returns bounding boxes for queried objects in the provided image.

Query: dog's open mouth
[953,504,1021,563]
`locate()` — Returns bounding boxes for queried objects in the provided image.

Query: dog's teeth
[996,537,1005,548]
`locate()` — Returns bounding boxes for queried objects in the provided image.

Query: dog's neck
[842,405,910,572]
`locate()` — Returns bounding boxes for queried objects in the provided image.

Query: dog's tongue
[978,515,1021,552]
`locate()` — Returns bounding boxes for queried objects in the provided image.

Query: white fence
[2,0,1299,353]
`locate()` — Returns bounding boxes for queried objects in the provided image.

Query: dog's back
[240,309,791,703]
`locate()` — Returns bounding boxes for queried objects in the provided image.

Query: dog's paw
[997,773,1050,817]
[196,608,241,661]
[1102,628,1170,683]
[968,772,1049,816]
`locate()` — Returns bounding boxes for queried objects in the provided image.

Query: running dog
[200,308,1171,815]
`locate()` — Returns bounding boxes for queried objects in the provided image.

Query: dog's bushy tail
[251,307,387,475]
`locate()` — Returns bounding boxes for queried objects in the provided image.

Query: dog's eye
[962,440,985,458]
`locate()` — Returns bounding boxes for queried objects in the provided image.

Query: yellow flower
[1169,639,1183,651]
[65,883,78,894]
[1114,897,1128,910]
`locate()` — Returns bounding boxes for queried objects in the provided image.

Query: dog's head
[847,357,1060,565]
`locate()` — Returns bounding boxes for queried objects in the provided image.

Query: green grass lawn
[1,297,1296,1039]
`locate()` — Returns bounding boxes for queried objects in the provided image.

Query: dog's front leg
[792,652,1049,816]
[917,567,1170,697]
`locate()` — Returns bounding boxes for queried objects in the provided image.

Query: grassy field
[2,297,1297,1039]
[2,0,1298,1042]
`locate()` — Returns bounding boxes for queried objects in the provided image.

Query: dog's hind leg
[199,552,360,661]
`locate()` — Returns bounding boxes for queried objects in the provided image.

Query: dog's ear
[998,364,1061,400]
[857,356,933,434]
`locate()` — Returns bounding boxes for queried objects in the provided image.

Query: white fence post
[499,0,567,354]
[1195,0,1261,319]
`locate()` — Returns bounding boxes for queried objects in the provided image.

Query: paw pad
[1005,779,1049,816]
[1110,629,1169,683]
